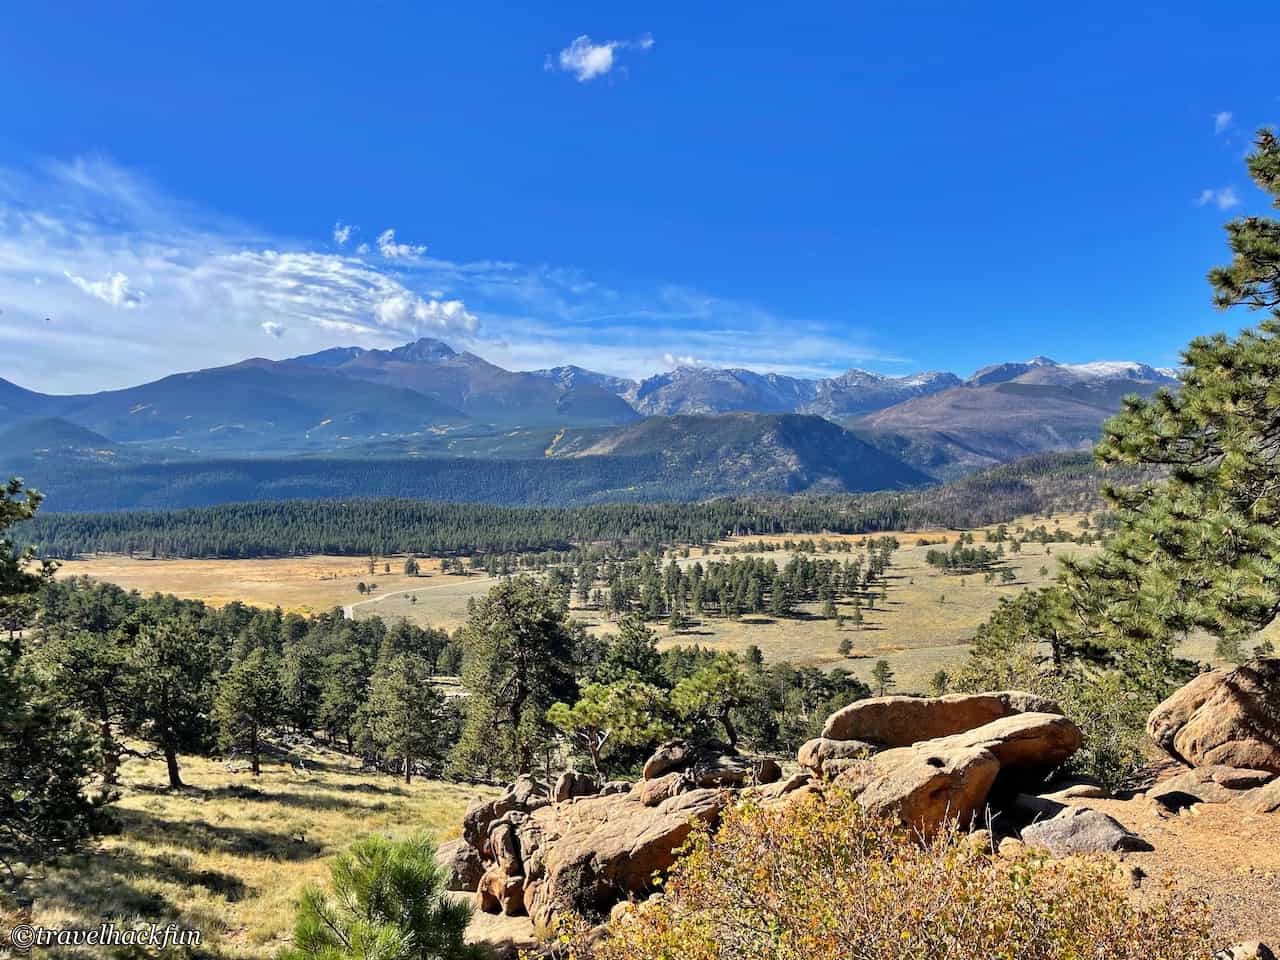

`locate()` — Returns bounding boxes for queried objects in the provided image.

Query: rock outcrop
[821,691,1062,745]
[816,698,1083,838]
[1147,658,1280,773]
[451,740,780,932]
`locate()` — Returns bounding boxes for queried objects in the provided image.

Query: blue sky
[1,2,1277,392]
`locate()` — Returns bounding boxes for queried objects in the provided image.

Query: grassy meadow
[26,746,496,959]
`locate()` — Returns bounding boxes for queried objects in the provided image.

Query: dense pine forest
[15,453,1139,559]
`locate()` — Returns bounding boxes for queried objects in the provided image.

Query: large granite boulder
[1147,658,1280,773]
[1020,807,1151,856]
[821,691,1062,745]
[437,838,486,892]
[521,787,727,930]
[835,743,1001,837]
[830,712,1082,838]
[1239,778,1280,814]
[797,736,880,777]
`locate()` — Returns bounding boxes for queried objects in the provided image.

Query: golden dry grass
[27,746,497,959]
[54,554,497,628]
[52,512,1227,692]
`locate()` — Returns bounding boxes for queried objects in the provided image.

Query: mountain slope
[41,360,469,451]
[858,371,1174,477]
[550,413,929,493]
[290,339,639,426]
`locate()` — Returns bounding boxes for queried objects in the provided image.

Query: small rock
[1215,943,1277,960]
[1021,807,1152,857]
[997,837,1027,859]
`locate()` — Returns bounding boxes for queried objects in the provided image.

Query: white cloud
[332,221,354,246]
[663,352,700,368]
[376,228,426,259]
[1196,186,1240,210]
[63,270,146,308]
[0,154,893,392]
[1213,111,1233,134]
[355,242,370,255]
[546,33,654,82]
[373,292,478,333]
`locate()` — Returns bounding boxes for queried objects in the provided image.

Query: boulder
[1239,778,1280,814]
[1020,807,1152,857]
[636,772,692,807]
[553,770,600,802]
[488,816,524,877]
[452,891,538,959]
[523,787,727,929]
[1038,776,1109,802]
[797,737,879,776]
[835,743,1001,838]
[477,866,526,916]
[1216,944,1277,960]
[1147,658,1280,773]
[1151,766,1276,805]
[437,838,486,892]
[642,740,696,779]
[821,691,1062,745]
[921,712,1082,770]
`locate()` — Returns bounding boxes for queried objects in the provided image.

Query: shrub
[587,791,1212,960]
[279,832,482,960]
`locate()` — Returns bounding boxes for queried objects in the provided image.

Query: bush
[587,791,1212,960]
[279,832,482,960]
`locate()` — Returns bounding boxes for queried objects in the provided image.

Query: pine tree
[280,833,481,960]
[1,479,98,876]
[214,648,284,776]
[360,653,447,783]
[870,659,895,697]
[124,620,214,788]
[450,576,579,777]
[1067,128,1280,668]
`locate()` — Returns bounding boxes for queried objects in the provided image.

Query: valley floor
[55,512,1229,691]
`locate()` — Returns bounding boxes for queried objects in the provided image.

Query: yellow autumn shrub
[586,790,1214,960]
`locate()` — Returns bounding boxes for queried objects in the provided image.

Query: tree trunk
[251,729,261,776]
[721,713,738,749]
[100,719,119,786]
[164,745,183,789]
[404,756,412,784]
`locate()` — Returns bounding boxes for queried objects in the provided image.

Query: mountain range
[0,338,1178,508]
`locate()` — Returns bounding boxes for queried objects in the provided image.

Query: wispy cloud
[545,33,654,82]
[1196,186,1240,210]
[1213,110,1233,134]
[63,269,146,308]
[375,228,426,260]
[332,221,354,246]
[0,155,895,392]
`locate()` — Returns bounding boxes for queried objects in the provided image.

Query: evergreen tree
[124,620,214,788]
[1066,128,1280,668]
[281,833,481,960]
[360,653,447,783]
[546,680,669,776]
[870,659,895,697]
[450,576,579,777]
[1,479,98,876]
[214,648,284,776]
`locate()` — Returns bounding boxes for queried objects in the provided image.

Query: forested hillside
[17,452,1138,559]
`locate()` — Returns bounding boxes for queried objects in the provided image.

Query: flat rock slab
[1153,766,1276,805]
[1021,806,1152,856]
[821,691,1062,745]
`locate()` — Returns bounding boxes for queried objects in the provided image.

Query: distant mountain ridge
[1,340,1179,487]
